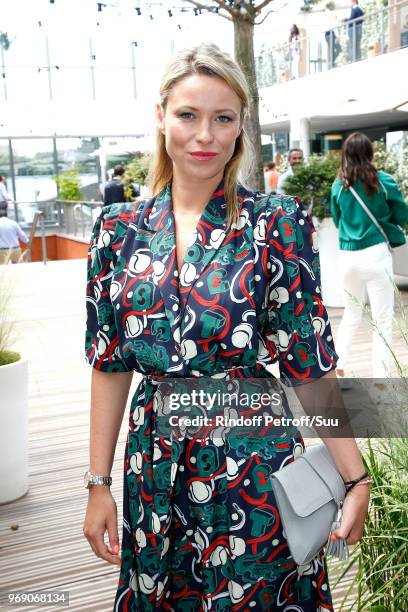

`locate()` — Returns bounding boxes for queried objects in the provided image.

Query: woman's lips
[190,152,218,161]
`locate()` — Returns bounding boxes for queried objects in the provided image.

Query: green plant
[335,437,408,611]
[120,154,153,200]
[54,170,81,201]
[284,154,340,220]
[0,271,20,366]
[125,153,152,187]
[373,139,399,177]
[334,283,408,609]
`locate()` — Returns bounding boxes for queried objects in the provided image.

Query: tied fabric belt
[142,363,276,382]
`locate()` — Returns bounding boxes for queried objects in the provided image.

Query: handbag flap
[272,457,334,517]
[301,443,346,504]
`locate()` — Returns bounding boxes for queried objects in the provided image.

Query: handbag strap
[348,185,393,253]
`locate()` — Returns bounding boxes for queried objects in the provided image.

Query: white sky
[1,0,348,141]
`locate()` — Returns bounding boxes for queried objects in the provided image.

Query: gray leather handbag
[271,443,348,567]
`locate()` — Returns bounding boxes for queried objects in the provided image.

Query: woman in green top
[330,132,408,378]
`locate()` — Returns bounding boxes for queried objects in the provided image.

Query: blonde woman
[83,44,369,611]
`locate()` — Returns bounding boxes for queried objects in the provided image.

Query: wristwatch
[84,470,112,489]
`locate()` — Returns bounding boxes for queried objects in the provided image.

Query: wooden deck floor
[1,259,407,611]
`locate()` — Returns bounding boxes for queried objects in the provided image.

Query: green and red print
[85,180,338,611]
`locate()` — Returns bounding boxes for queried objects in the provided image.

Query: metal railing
[8,199,103,241]
[256,0,408,87]
[56,200,103,238]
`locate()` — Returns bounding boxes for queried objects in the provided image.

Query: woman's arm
[89,369,133,475]
[380,173,408,227]
[293,369,370,544]
[330,183,341,228]
[83,369,133,566]
[294,369,365,478]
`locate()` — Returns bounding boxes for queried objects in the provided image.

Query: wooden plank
[1,260,407,611]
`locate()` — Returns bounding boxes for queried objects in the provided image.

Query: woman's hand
[83,487,121,566]
[331,486,370,545]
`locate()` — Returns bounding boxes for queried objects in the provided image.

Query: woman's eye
[177,112,233,122]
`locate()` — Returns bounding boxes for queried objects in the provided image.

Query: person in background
[289,24,301,79]
[0,175,13,206]
[103,166,127,205]
[263,160,280,195]
[0,203,29,264]
[325,28,342,68]
[344,0,364,62]
[277,148,304,194]
[330,132,408,380]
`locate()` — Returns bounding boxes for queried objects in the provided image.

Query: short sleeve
[264,195,339,386]
[84,204,132,372]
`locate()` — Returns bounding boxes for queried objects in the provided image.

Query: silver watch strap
[84,470,112,488]
[91,474,112,486]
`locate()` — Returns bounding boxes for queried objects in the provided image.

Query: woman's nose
[196,120,214,143]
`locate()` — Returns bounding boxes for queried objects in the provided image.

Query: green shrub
[336,438,408,611]
[125,153,152,187]
[54,170,81,201]
[283,154,340,220]
[335,285,408,610]
[0,272,20,366]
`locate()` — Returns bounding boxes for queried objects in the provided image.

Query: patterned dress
[85,179,339,612]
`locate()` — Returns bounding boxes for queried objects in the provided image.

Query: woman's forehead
[166,74,242,112]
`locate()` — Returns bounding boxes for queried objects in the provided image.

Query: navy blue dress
[85,179,339,611]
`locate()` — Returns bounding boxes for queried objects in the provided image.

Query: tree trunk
[234,16,263,191]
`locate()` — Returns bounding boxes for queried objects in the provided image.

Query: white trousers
[335,242,394,378]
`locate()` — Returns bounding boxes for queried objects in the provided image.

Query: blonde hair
[148,43,254,228]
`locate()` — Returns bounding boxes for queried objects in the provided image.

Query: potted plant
[0,269,29,504]
[54,170,83,235]
[284,154,344,307]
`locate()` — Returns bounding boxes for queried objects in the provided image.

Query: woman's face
[155,74,243,184]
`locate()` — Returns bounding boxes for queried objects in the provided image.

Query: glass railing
[8,199,103,240]
[256,0,408,87]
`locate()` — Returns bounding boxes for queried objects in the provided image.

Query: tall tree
[184,1,318,190]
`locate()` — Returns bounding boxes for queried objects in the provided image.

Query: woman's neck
[171,170,224,215]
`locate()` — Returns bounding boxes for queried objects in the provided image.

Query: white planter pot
[313,217,345,308]
[393,242,408,277]
[0,356,29,504]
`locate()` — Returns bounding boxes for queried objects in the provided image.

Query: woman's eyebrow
[175,105,238,114]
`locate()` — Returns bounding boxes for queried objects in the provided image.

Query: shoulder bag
[270,443,348,567]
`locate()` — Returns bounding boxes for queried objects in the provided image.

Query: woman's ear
[155,103,165,134]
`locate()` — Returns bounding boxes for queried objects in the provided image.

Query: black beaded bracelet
[343,471,369,487]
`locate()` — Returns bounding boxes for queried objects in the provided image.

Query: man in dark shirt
[345,0,364,61]
[103,166,127,205]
